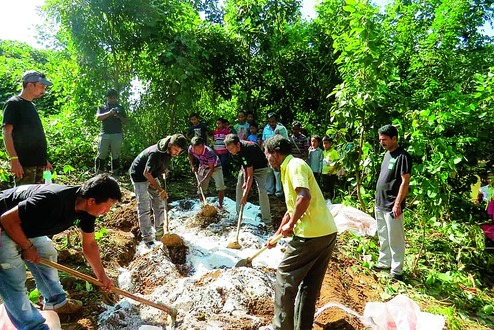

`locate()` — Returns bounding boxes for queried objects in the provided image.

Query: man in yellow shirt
[264,135,338,330]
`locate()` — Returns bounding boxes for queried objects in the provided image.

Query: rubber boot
[111,159,120,176]
[95,158,106,174]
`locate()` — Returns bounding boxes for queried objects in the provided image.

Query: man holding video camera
[95,89,127,175]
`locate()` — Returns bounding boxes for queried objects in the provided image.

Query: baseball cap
[22,71,53,86]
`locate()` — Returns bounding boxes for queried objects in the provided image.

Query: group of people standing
[1,70,412,330]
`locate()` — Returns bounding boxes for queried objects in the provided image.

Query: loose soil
[48,175,385,329]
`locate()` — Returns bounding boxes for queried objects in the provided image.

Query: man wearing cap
[2,70,53,184]
[95,89,127,175]
[129,134,187,247]
[262,112,288,197]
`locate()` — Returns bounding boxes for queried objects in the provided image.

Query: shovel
[160,173,185,247]
[39,258,178,327]
[227,204,244,249]
[234,233,284,267]
[194,171,207,205]
[194,171,217,218]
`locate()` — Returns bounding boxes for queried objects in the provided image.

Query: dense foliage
[1,0,494,328]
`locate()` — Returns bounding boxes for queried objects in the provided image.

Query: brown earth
[48,176,383,329]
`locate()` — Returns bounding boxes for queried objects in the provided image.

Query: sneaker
[44,299,82,314]
[145,241,156,248]
[374,264,390,271]
[391,273,404,281]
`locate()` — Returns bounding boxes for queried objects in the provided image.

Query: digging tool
[227,204,244,249]
[234,233,284,267]
[194,171,207,205]
[39,258,178,327]
[194,170,217,218]
[160,173,185,247]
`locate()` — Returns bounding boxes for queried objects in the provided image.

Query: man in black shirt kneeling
[0,174,122,329]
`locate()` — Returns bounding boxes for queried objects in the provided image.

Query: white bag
[328,202,377,236]
[363,295,445,330]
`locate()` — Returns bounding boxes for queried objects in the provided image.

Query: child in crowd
[321,135,340,201]
[187,113,209,143]
[247,123,259,143]
[233,110,250,140]
[290,121,309,160]
[307,135,323,186]
[256,133,263,146]
[224,118,234,132]
[246,111,256,126]
[213,118,231,177]
[478,171,494,220]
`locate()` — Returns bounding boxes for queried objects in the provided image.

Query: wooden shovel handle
[234,204,244,242]
[194,172,207,203]
[39,258,177,320]
[247,233,284,262]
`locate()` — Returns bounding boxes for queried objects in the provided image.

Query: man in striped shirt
[188,136,226,208]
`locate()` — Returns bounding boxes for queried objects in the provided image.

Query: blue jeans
[0,232,67,330]
[132,180,165,243]
[266,167,283,196]
[217,153,230,176]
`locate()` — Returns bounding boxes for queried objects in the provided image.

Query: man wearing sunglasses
[2,70,53,184]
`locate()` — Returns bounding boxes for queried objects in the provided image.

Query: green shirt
[322,148,339,175]
[280,155,337,238]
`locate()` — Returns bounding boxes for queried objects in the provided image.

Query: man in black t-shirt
[0,174,122,329]
[224,134,271,225]
[2,70,53,184]
[375,124,412,281]
[129,134,187,247]
[95,89,127,175]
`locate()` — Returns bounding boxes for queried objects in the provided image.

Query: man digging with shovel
[188,136,226,210]
[263,135,338,330]
[130,134,187,247]
[0,174,122,330]
[224,134,272,228]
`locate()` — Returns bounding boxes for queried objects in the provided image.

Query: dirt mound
[313,253,383,329]
[104,188,139,236]
[51,183,383,330]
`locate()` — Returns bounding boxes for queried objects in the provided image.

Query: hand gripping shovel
[234,233,284,267]
[161,173,185,247]
[227,204,244,249]
[39,258,178,327]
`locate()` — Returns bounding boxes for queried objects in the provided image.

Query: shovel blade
[227,241,242,249]
[234,258,252,268]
